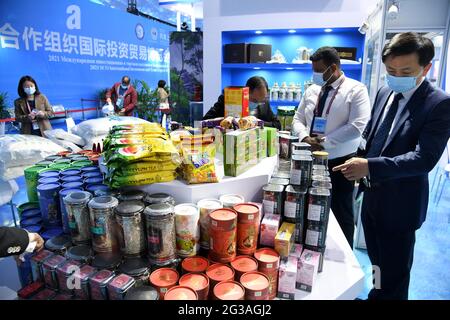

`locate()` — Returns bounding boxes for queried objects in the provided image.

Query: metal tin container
[179,273,209,300]
[271,171,290,180]
[41,227,64,242]
[89,269,115,300]
[230,255,259,282]
[20,216,42,228]
[54,158,72,164]
[66,245,94,264]
[311,175,331,183]
[233,203,260,255]
[278,134,299,159]
[17,202,40,216]
[73,264,97,300]
[56,260,81,294]
[312,164,327,171]
[219,194,244,209]
[36,160,53,166]
[118,257,150,287]
[292,142,311,152]
[60,169,82,177]
[37,183,62,227]
[30,249,53,282]
[115,201,147,257]
[48,163,70,171]
[254,248,280,300]
[304,222,328,248]
[84,177,104,185]
[118,190,145,202]
[81,166,100,174]
[208,208,237,263]
[262,184,284,215]
[38,177,59,185]
[181,256,209,274]
[307,188,331,224]
[64,191,93,245]
[20,208,41,220]
[45,155,63,161]
[144,193,175,206]
[312,181,332,189]
[290,154,313,188]
[213,280,245,300]
[174,203,200,258]
[205,263,235,293]
[38,170,60,179]
[83,171,103,180]
[312,151,329,167]
[60,175,83,184]
[197,198,223,251]
[92,253,122,271]
[149,267,179,299]
[108,274,136,300]
[59,188,83,234]
[240,271,270,300]
[312,169,330,177]
[71,160,94,168]
[124,285,159,300]
[61,181,84,190]
[164,285,198,300]
[44,234,72,255]
[144,203,176,265]
[85,184,110,196]
[269,178,290,186]
[284,185,307,223]
[88,196,120,254]
[42,254,66,289]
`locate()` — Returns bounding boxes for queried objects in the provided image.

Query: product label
[255,291,262,297]
[91,226,105,235]
[307,204,323,222]
[266,263,273,269]
[305,230,320,247]
[284,201,297,219]
[263,200,275,215]
[290,169,302,185]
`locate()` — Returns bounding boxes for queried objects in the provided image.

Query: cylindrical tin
[83,171,103,180]
[233,203,260,255]
[115,201,146,257]
[66,245,94,264]
[179,273,209,300]
[71,160,94,168]
[307,188,331,224]
[81,166,100,174]
[164,285,198,300]
[118,257,150,287]
[41,227,64,242]
[205,263,235,294]
[89,269,115,300]
[174,203,200,258]
[181,256,209,274]
[118,190,145,202]
[59,188,83,234]
[271,171,290,180]
[60,169,82,178]
[84,177,104,185]
[213,280,245,300]
[45,155,63,161]
[41,254,66,290]
[284,185,307,223]
[20,208,41,220]
[30,249,53,282]
[17,202,40,216]
[304,222,328,248]
[85,184,110,196]
[64,191,93,245]
[37,177,59,186]
[312,181,332,189]
[44,234,72,255]
[144,193,175,206]
[71,155,89,161]
[144,203,176,265]
[92,253,122,271]
[312,151,329,167]
[108,274,136,300]
[125,285,159,300]
[290,154,313,188]
[61,181,84,190]
[208,208,237,263]
[60,175,83,184]
[88,196,120,254]
[56,260,81,294]
[54,158,72,164]
[254,248,280,299]
[230,255,259,282]
[149,267,179,299]
[48,162,70,171]
[312,169,330,177]
[36,160,52,167]
[57,151,71,157]
[197,198,223,251]
[240,271,270,300]
[269,178,290,187]
[20,216,42,229]
[292,142,311,152]
[262,184,284,215]
[37,183,62,227]
[219,194,244,209]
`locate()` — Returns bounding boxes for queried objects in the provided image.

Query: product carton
[296,249,321,292]
[277,256,298,300]
[224,86,249,118]
[259,214,281,247]
[274,222,295,258]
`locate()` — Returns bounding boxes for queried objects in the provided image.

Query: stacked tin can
[233,203,260,256]
[88,196,120,254]
[174,203,200,258]
[208,208,237,264]
[254,248,280,300]
[115,201,147,257]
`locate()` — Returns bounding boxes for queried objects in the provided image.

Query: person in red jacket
[105,76,138,116]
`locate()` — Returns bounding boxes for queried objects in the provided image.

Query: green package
[265,127,278,157]
[224,128,261,176]
[24,165,47,202]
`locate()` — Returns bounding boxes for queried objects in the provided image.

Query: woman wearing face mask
[105,76,138,117]
[14,75,53,136]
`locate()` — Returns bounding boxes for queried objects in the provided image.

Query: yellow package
[180,142,218,184]
[108,170,177,188]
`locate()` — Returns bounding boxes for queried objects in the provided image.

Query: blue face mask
[121,84,129,90]
[312,66,332,86]
[249,101,260,112]
[386,73,421,93]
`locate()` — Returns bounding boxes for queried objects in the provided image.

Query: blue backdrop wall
[0,0,174,119]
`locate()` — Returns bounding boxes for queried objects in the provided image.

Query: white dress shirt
[292,73,371,159]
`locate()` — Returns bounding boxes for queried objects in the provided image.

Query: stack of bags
[103,123,181,188]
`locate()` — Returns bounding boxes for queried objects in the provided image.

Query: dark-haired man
[203,76,281,129]
[106,76,138,116]
[292,46,371,248]
[333,32,450,299]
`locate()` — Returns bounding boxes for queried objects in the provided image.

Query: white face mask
[24,87,36,95]
[312,66,333,86]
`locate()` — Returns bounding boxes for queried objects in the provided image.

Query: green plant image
[132,79,160,122]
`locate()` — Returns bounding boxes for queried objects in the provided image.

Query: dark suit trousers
[328,154,356,248]
[362,190,416,300]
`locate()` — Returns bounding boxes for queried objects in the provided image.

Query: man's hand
[333,157,369,181]
[28,232,44,252]
[302,136,324,151]
[35,110,45,118]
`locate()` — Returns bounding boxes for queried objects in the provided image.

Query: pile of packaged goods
[102,123,182,188]
[260,140,332,297]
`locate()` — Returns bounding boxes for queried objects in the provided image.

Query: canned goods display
[56,260,81,293]
[125,285,159,300]
[64,191,93,245]
[42,254,66,289]
[115,201,146,257]
[213,280,245,300]
[230,256,259,282]
[59,188,83,234]
[240,271,270,300]
[284,185,307,223]
[66,245,94,264]
[262,184,284,215]
[88,196,120,254]
[89,269,115,300]
[144,193,175,206]
[208,208,237,263]
[144,203,176,265]
[304,222,328,248]
[290,155,313,188]
[181,256,209,274]
[38,177,59,185]
[30,249,53,282]
[233,203,260,255]
[269,178,290,186]
[219,194,244,209]
[197,199,223,250]
[312,151,329,166]
[92,253,122,271]
[174,203,200,258]
[206,263,235,291]
[312,181,332,189]
[108,274,136,300]
[37,183,62,227]
[164,285,198,300]
[60,169,82,177]
[254,248,280,299]
[44,234,72,255]
[307,188,331,224]
[60,175,83,184]
[179,273,210,300]
[118,257,150,287]
[149,267,179,299]
[118,190,145,202]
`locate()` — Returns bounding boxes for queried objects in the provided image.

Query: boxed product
[224,86,249,118]
[224,43,248,63]
[279,133,299,159]
[274,222,295,258]
[277,106,296,132]
[277,255,298,300]
[296,249,321,292]
[265,127,278,157]
[258,129,267,160]
[259,214,281,247]
[247,44,272,63]
[224,128,261,176]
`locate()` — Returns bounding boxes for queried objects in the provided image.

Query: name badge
[32,121,39,130]
[312,117,327,135]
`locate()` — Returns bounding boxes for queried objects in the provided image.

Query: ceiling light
[255,30,263,34]
[324,28,333,33]
[288,29,296,33]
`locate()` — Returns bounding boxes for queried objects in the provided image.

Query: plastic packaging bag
[43,128,85,146]
[180,140,218,184]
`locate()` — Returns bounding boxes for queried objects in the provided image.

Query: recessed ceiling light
[253,67,261,70]
[286,67,294,70]
[324,28,333,33]
[255,30,263,34]
[288,29,296,33]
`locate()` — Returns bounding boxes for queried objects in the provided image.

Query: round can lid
[174,203,199,216]
[66,245,93,261]
[59,188,82,198]
[149,267,179,287]
[309,187,331,197]
[37,160,53,166]
[36,183,61,191]
[197,199,223,210]
[63,191,92,205]
[214,281,245,300]
[88,196,119,209]
[312,164,327,170]
[164,286,198,300]
[61,181,84,189]
[292,150,313,156]
[206,263,234,281]
[144,203,174,217]
[38,177,59,185]
[54,158,72,164]
[25,165,47,174]
[17,202,40,212]
[82,171,102,179]
[60,169,82,177]
[38,170,60,179]
[285,185,308,194]
[92,253,122,270]
[292,142,311,148]
[119,257,149,277]
[179,273,209,290]
[20,216,42,227]
[85,177,104,185]
[45,234,72,251]
[262,184,284,193]
[254,248,280,264]
[181,256,209,273]
[125,285,159,300]
[144,193,174,204]
[41,227,64,240]
[209,208,237,222]
[60,175,82,183]
[312,181,333,189]
[85,184,109,193]
[80,166,100,173]
[49,163,70,169]
[45,155,62,161]
[240,271,269,291]
[312,151,329,158]
[230,256,258,273]
[233,203,259,215]
[20,208,41,219]
[219,194,244,205]
[115,200,145,216]
[118,190,145,201]
[291,154,313,161]
[23,225,42,233]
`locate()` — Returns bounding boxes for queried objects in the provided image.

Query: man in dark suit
[0,227,44,258]
[203,76,281,129]
[333,32,450,300]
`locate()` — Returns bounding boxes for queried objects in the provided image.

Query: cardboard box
[224,43,248,63]
[296,249,321,292]
[277,256,298,300]
[224,128,261,176]
[247,44,272,63]
[274,222,295,258]
[265,127,278,157]
[224,86,249,118]
[259,214,281,248]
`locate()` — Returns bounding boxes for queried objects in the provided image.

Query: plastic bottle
[271,83,279,101]
[287,83,295,101]
[279,82,287,101]
[295,83,303,102]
